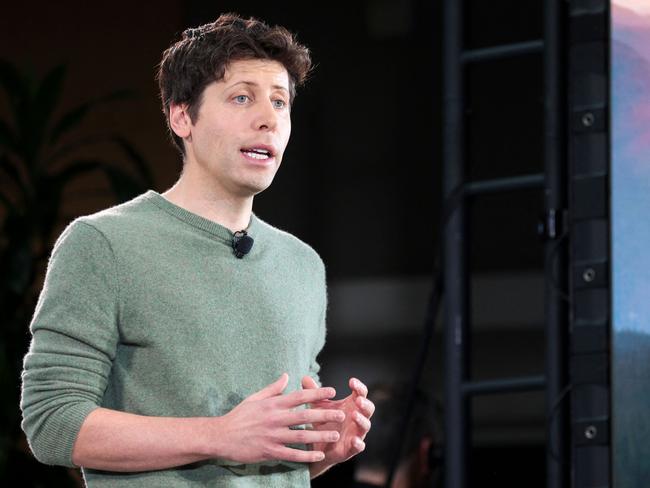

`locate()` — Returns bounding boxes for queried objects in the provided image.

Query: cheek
[280,119,292,148]
[197,124,229,152]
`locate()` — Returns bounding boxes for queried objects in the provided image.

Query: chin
[238,183,271,197]
[245,178,275,194]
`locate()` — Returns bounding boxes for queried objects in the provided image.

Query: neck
[162,164,254,233]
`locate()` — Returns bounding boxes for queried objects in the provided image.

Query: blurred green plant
[0,59,153,485]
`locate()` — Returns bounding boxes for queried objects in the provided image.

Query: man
[20,13,374,487]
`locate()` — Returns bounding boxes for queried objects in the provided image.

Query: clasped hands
[218,372,374,471]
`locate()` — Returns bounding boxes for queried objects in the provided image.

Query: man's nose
[253,100,278,131]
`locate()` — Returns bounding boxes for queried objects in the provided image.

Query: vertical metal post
[543,0,569,487]
[442,0,470,487]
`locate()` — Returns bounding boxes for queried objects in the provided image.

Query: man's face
[181,58,292,198]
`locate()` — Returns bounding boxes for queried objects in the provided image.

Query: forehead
[221,59,290,89]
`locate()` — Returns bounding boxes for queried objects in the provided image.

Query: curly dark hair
[156,13,313,156]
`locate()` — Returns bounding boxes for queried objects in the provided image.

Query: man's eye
[234,95,249,104]
[273,99,287,109]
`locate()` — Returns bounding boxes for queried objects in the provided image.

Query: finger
[349,378,368,397]
[281,408,345,427]
[281,428,341,445]
[271,446,326,464]
[351,437,366,453]
[301,375,319,390]
[276,386,336,408]
[355,396,376,418]
[245,373,289,402]
[353,411,371,433]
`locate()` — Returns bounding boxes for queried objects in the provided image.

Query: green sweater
[20,190,328,487]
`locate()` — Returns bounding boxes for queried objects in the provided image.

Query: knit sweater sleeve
[20,220,120,467]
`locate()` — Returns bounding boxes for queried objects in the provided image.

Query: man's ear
[169,103,192,139]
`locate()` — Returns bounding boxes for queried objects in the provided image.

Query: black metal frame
[567,1,612,487]
[441,1,570,487]
[544,1,570,487]
[442,1,469,486]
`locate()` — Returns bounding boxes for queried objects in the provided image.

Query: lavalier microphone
[232,230,254,258]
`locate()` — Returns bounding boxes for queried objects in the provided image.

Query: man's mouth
[241,146,274,161]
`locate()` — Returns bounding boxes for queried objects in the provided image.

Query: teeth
[243,151,269,160]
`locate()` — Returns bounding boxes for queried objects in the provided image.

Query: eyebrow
[227,80,289,93]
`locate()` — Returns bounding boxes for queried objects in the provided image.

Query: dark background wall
[0,0,544,274]
[0,1,548,486]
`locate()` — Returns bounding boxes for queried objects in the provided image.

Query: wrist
[194,415,228,460]
[309,459,334,479]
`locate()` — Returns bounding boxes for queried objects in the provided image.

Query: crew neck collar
[143,190,261,243]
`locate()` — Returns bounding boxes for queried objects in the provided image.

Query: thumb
[301,375,319,390]
[245,373,289,402]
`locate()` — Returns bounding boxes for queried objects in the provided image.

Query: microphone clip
[232,230,254,259]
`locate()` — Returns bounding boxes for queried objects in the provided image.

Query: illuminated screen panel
[611,1,650,485]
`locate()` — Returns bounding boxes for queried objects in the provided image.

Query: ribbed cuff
[37,402,100,467]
